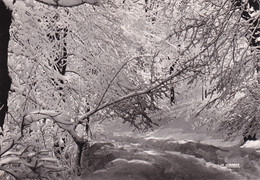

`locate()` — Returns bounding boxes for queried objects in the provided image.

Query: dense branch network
[2,0,251,178]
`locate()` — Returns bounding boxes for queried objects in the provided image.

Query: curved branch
[79,66,187,121]
[94,55,153,112]
[23,111,83,144]
[35,0,103,7]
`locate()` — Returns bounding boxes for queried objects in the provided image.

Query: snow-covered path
[76,102,260,179]
[75,133,260,180]
[108,134,260,179]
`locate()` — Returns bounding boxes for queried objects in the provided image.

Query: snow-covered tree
[3,0,260,178]
[0,0,186,178]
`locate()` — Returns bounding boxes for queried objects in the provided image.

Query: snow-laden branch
[95,55,153,112]
[79,66,187,121]
[23,110,83,144]
[35,0,103,6]
[3,0,104,10]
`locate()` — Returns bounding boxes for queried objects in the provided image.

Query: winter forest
[1,0,260,179]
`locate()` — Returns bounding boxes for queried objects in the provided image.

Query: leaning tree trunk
[0,1,12,129]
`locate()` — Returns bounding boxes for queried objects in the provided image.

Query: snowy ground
[241,140,260,150]
[75,101,260,180]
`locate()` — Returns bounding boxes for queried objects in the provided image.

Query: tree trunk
[0,1,12,129]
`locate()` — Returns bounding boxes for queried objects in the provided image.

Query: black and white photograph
[0,0,260,179]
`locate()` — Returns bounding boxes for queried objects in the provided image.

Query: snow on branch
[35,0,104,6]
[23,110,83,144]
[79,66,187,122]
[3,0,104,9]
[95,55,153,112]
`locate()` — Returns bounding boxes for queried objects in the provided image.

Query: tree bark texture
[0,1,12,129]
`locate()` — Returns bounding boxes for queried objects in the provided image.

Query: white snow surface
[240,140,260,150]
[3,0,14,9]
[112,158,153,166]
[143,150,164,156]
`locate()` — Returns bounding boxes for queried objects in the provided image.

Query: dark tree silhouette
[0,1,12,129]
[169,65,175,105]
[243,133,257,142]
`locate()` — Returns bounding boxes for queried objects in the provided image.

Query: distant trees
[141,0,260,141]
[185,0,260,141]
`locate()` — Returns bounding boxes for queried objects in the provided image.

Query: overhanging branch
[35,0,103,7]
[79,67,187,121]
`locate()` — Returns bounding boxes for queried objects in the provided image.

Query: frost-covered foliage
[150,0,260,140]
[8,1,168,125]
[2,0,260,178]
[1,0,183,178]
[218,85,260,140]
[186,0,260,139]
